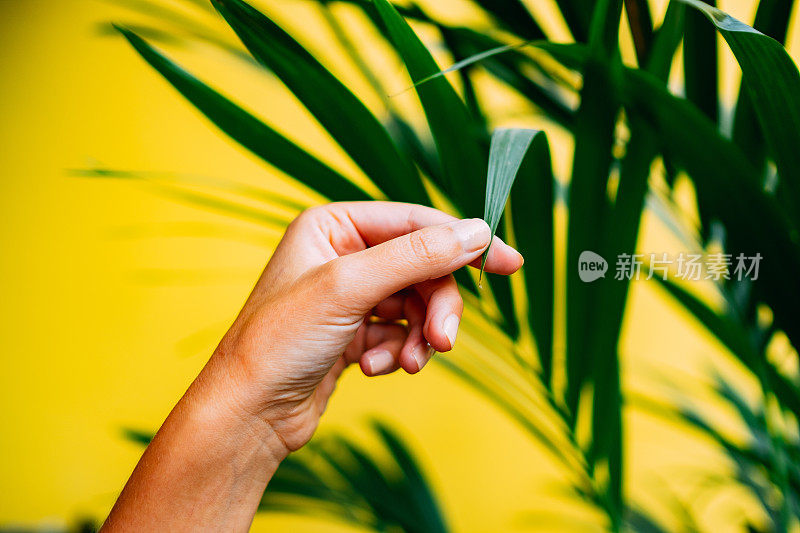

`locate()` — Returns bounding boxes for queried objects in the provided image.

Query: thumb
[330,218,491,311]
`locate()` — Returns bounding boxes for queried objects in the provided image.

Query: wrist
[188,352,291,463]
[209,321,322,452]
[104,354,289,531]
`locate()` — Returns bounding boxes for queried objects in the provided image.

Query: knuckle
[408,229,439,264]
[295,203,347,225]
[286,207,318,234]
[316,259,366,316]
[407,227,461,268]
[439,225,463,256]
[294,205,325,224]
[441,278,464,311]
[317,259,348,297]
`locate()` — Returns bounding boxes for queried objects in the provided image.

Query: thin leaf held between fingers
[481,128,545,283]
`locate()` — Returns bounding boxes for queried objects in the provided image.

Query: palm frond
[106,0,800,531]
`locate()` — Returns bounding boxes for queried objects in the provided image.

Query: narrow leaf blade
[472,0,546,40]
[211,0,428,205]
[622,67,800,349]
[116,27,371,202]
[371,0,486,218]
[371,0,519,336]
[481,128,542,281]
[679,0,800,230]
[511,135,555,383]
[730,0,795,170]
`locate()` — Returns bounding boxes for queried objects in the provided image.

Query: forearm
[102,358,288,532]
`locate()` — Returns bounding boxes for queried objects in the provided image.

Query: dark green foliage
[261,421,449,533]
[211,0,429,205]
[116,26,371,202]
[109,0,800,530]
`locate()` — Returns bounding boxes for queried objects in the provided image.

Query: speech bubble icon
[578,250,608,282]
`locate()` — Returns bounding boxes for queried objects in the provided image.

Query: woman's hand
[218,201,523,451]
[103,202,523,532]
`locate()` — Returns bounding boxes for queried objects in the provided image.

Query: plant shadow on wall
[83,0,800,530]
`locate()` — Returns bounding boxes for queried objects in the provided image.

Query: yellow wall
[0,0,797,531]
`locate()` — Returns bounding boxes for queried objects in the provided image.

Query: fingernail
[451,218,491,253]
[427,344,436,360]
[443,314,459,349]
[412,343,435,372]
[367,350,394,376]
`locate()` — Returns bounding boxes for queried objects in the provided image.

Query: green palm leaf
[731,0,796,170]
[621,66,800,350]
[210,0,429,205]
[473,0,545,40]
[371,0,518,337]
[680,0,800,230]
[370,0,486,217]
[116,27,371,202]
[511,134,555,383]
[683,0,719,123]
[645,2,685,81]
[481,128,545,280]
[410,29,576,129]
[108,0,800,530]
[262,422,449,533]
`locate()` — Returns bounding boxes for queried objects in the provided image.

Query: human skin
[102,201,523,531]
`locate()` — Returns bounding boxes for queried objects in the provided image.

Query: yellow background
[1,0,798,530]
